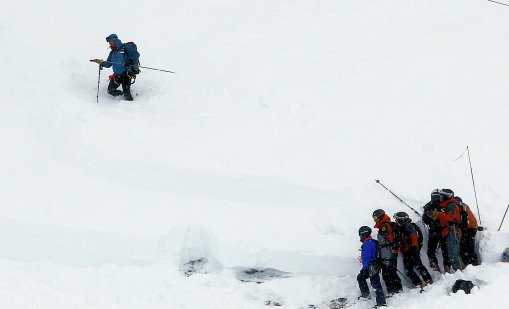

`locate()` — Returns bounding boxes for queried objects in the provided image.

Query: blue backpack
[123,42,141,76]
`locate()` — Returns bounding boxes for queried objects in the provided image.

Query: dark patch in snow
[181,257,209,277]
[235,267,292,283]
[307,297,349,309]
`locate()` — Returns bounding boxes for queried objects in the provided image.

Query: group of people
[357,188,480,308]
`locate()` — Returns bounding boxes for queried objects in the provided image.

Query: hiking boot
[357,294,371,301]
[108,90,123,97]
[373,305,387,308]
[444,265,451,273]
[425,279,433,286]
[124,93,134,101]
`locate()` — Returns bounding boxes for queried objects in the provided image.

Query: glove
[90,59,104,65]
[430,209,438,220]
[359,268,369,279]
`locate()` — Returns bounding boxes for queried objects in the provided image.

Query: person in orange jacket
[430,189,462,271]
[372,209,403,296]
[455,196,480,267]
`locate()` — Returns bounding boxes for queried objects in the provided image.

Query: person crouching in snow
[91,34,137,101]
[357,226,387,308]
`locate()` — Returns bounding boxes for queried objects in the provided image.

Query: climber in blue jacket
[357,226,387,308]
[91,34,139,101]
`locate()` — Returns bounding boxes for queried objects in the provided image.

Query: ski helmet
[441,189,454,200]
[431,189,441,203]
[359,226,372,241]
[393,211,411,224]
[372,209,385,222]
[455,196,463,203]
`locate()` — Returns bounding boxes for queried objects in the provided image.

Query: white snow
[1,0,509,308]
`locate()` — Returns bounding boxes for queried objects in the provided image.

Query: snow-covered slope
[1,0,509,308]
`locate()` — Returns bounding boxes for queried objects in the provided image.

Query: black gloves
[359,268,369,279]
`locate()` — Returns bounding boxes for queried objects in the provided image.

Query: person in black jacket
[456,196,480,267]
[422,190,450,272]
[394,212,433,288]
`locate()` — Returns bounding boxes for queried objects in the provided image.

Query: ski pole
[488,0,509,7]
[139,65,174,73]
[89,60,102,103]
[466,147,482,225]
[96,65,101,103]
[375,179,421,216]
[395,268,414,286]
[101,60,175,73]
[498,204,509,231]
[96,68,102,103]
[454,146,482,225]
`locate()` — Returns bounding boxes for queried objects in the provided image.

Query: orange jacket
[436,198,461,237]
[461,203,478,230]
[374,214,399,254]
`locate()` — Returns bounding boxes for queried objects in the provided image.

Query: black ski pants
[402,250,432,287]
[357,269,386,306]
[379,257,402,294]
[427,230,450,268]
[108,72,133,101]
[460,228,479,267]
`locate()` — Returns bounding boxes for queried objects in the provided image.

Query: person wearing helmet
[423,189,450,272]
[372,209,403,296]
[434,189,463,271]
[357,226,387,308]
[394,212,433,289]
[456,196,480,267]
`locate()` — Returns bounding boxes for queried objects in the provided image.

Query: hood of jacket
[106,34,123,52]
[374,214,391,229]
